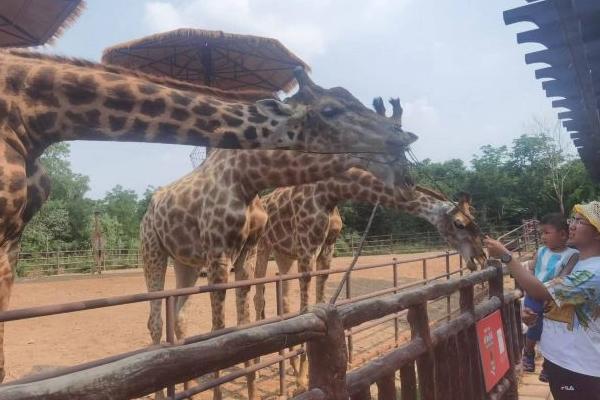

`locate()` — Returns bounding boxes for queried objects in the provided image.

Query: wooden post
[307,305,348,400]
[422,259,427,285]
[407,303,434,400]
[488,259,518,399]
[434,339,449,400]
[399,362,417,400]
[376,373,396,400]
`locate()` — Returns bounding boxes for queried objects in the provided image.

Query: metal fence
[15,234,450,278]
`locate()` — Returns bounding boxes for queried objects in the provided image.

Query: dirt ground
[5,250,466,398]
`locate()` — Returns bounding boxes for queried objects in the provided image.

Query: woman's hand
[483,236,510,258]
[521,307,538,327]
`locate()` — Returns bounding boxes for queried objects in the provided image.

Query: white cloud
[143,2,184,32]
[142,0,412,62]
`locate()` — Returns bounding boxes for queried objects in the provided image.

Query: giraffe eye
[454,220,466,229]
[321,106,342,118]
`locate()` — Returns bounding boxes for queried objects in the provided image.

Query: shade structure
[504,0,600,181]
[0,0,84,48]
[102,28,310,93]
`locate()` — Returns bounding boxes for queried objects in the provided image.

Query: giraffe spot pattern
[138,83,160,95]
[192,103,217,116]
[223,114,244,127]
[5,65,28,94]
[169,91,192,106]
[25,67,60,107]
[104,84,135,112]
[219,132,241,148]
[28,112,57,134]
[61,71,98,105]
[194,119,221,132]
[140,99,166,117]
[171,107,190,121]
[109,115,127,131]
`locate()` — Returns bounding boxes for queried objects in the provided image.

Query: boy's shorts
[524,295,544,341]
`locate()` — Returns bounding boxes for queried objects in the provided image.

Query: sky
[44,0,570,199]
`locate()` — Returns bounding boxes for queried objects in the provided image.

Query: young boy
[522,213,579,381]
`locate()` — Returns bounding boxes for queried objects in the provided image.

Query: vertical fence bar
[276,277,287,397]
[422,259,427,285]
[346,266,353,365]
[445,251,451,321]
[392,258,399,346]
[165,296,176,397]
[459,254,463,277]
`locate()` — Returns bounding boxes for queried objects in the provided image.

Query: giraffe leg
[173,262,199,341]
[0,145,29,384]
[295,255,316,392]
[316,243,335,304]
[272,252,300,377]
[140,222,168,400]
[208,254,230,400]
[142,250,168,346]
[0,240,19,383]
[173,261,200,396]
[253,241,271,322]
[233,243,257,400]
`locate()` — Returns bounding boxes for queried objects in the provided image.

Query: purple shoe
[522,351,535,372]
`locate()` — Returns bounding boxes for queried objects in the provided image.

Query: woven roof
[0,0,84,48]
[102,28,310,93]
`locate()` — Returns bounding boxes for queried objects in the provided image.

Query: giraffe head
[273,68,417,156]
[419,188,487,270]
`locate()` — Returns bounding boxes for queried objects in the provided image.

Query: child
[522,213,579,382]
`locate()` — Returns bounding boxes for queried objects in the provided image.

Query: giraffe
[252,169,486,387]
[140,126,413,399]
[91,211,106,274]
[0,50,414,383]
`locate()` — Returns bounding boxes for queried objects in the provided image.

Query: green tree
[100,185,140,247]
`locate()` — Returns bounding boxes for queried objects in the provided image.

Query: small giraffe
[0,50,414,382]
[91,211,106,275]
[253,169,486,387]
[255,169,486,319]
[141,133,412,398]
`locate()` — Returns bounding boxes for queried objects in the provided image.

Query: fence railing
[0,259,522,400]
[15,235,449,278]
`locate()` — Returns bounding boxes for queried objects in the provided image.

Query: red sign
[476,310,510,392]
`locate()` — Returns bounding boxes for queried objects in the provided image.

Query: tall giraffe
[141,133,413,399]
[0,50,413,382]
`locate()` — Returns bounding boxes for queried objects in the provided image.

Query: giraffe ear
[256,99,295,117]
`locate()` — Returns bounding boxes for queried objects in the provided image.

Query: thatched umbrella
[102,28,310,93]
[0,0,84,48]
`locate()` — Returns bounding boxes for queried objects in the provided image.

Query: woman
[485,202,600,400]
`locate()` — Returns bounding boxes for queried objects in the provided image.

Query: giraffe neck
[320,168,447,225]
[1,52,284,158]
[237,151,377,195]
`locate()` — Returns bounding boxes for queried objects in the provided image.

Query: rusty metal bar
[2,253,459,323]
[165,296,176,398]
[346,261,353,365]
[393,258,399,346]
[446,251,451,322]
[275,277,286,397]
